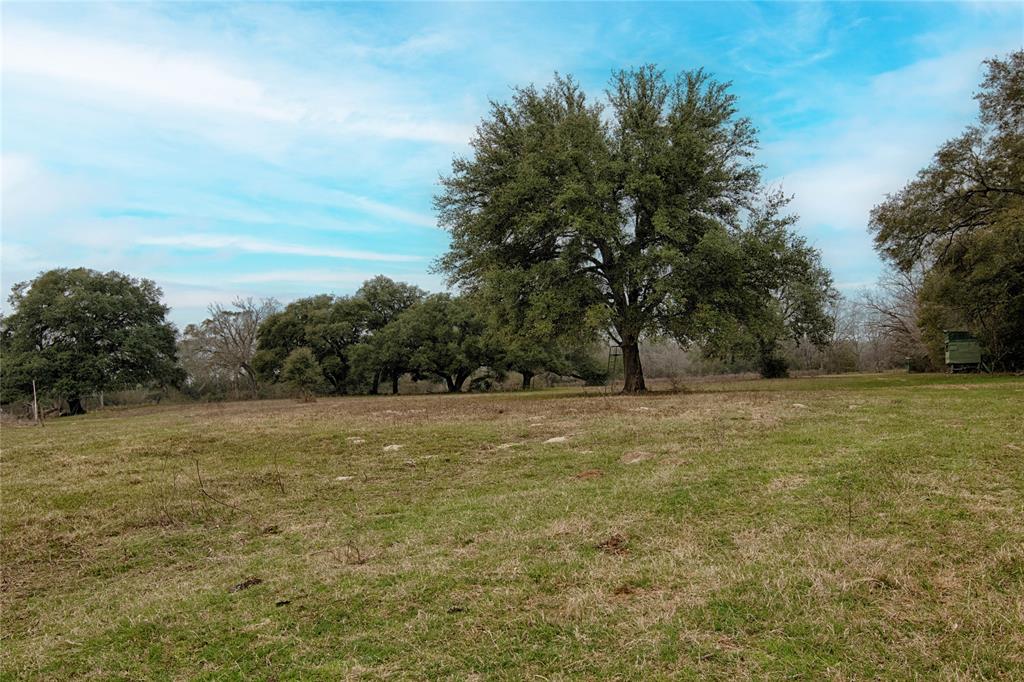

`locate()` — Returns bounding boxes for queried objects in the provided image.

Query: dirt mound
[621,450,653,464]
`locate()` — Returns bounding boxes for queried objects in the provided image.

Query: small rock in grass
[791,403,808,409]
[335,475,354,481]
[544,436,568,444]
[383,444,403,452]
[347,437,366,444]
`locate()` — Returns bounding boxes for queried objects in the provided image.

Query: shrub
[281,348,325,401]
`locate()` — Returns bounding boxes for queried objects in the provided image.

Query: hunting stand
[606,345,623,392]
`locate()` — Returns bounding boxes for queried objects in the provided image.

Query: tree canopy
[254,277,426,395]
[348,276,425,393]
[470,273,606,388]
[700,193,837,377]
[0,268,181,413]
[384,293,495,393]
[254,294,369,393]
[436,65,827,391]
[870,50,1023,369]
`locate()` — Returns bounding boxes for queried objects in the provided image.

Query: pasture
[2,373,1022,679]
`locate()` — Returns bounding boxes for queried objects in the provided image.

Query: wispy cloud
[225,269,444,290]
[138,234,422,262]
[2,21,471,145]
[327,189,438,229]
[3,25,301,122]
[764,42,1016,288]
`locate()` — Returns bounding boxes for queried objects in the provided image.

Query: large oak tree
[0,268,181,414]
[436,66,771,392]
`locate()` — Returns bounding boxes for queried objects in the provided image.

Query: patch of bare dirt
[228,576,263,593]
[596,533,629,555]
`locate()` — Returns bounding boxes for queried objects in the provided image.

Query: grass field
[2,373,1023,679]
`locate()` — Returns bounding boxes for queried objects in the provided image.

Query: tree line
[0,271,614,414]
[2,54,1019,415]
[865,50,1022,371]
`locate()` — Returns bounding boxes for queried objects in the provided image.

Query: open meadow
[2,373,1023,679]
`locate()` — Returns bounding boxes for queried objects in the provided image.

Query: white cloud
[158,285,254,312]
[227,270,370,285]
[869,48,989,104]
[780,152,921,232]
[771,46,998,237]
[1,154,100,230]
[137,234,422,262]
[327,189,438,229]
[225,268,445,289]
[3,25,301,122]
[1,22,472,145]
[343,117,473,146]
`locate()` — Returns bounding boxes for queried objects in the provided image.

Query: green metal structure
[944,330,982,372]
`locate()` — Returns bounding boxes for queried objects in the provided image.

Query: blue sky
[2,1,1021,326]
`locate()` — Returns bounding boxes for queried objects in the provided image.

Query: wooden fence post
[32,379,41,426]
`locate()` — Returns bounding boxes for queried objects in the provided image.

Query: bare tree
[860,265,930,365]
[182,298,280,398]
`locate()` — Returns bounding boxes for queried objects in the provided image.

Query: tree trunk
[66,396,87,415]
[621,341,647,393]
[391,372,400,395]
[370,370,381,395]
[521,370,534,390]
[450,371,470,393]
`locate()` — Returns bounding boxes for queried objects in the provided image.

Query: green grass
[2,373,1022,679]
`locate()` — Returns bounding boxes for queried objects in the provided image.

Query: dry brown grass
[2,373,1022,679]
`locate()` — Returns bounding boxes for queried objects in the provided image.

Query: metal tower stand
[606,345,622,393]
